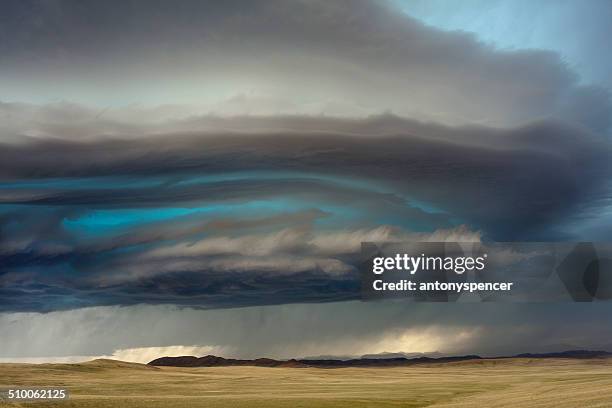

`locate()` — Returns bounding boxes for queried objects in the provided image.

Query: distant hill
[299,352,443,361]
[148,349,612,368]
[82,359,160,370]
[360,351,445,360]
[512,350,612,359]
[148,355,309,368]
[149,354,481,368]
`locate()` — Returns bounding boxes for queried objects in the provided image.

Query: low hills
[149,355,309,368]
[148,350,612,368]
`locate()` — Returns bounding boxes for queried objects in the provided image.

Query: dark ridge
[148,355,309,368]
[512,350,612,359]
[148,350,612,368]
[297,355,482,368]
[148,354,481,368]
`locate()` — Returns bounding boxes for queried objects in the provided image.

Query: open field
[1,358,612,407]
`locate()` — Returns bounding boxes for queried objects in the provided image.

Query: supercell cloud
[1,116,609,311]
[0,0,611,359]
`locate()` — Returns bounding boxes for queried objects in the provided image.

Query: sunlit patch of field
[1,358,612,407]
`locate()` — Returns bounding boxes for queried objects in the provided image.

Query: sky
[1,0,612,363]
[397,0,612,89]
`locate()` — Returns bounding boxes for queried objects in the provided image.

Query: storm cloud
[1,0,612,359]
[0,114,610,312]
[0,0,609,131]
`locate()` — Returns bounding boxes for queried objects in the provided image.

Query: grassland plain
[1,358,612,407]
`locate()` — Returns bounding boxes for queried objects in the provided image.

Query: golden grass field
[1,358,612,407]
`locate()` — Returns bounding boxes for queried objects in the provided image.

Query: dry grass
[1,358,612,407]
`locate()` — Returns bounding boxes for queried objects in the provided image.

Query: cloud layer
[0,113,610,312]
[0,0,609,131]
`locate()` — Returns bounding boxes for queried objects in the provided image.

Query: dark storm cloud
[0,0,609,131]
[0,113,610,312]
[1,115,609,236]
[0,0,611,314]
